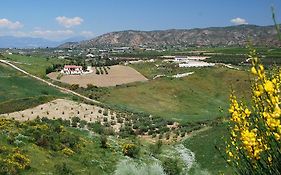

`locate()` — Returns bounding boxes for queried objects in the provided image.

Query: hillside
[64,25,281,48]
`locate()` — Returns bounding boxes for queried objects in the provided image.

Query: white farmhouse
[61,65,83,75]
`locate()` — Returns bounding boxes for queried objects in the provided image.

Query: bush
[122,143,139,158]
[149,140,163,155]
[117,118,123,124]
[87,122,104,134]
[0,150,31,175]
[103,110,108,116]
[162,158,181,175]
[54,162,74,175]
[226,50,281,174]
[69,84,79,90]
[45,66,54,74]
[100,135,108,148]
[79,120,87,128]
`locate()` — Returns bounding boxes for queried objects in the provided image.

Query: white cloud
[80,31,95,38]
[0,18,23,30]
[230,17,248,25]
[56,16,83,28]
[30,30,75,40]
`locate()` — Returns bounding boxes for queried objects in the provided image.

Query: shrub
[95,67,100,75]
[122,143,139,158]
[87,122,104,134]
[0,151,31,175]
[103,122,110,127]
[119,126,135,138]
[117,118,123,124]
[69,84,79,90]
[162,158,181,175]
[111,121,116,125]
[103,110,108,116]
[226,50,281,174]
[61,147,75,156]
[100,67,104,74]
[54,162,74,175]
[86,84,96,90]
[100,135,108,148]
[104,127,115,135]
[149,140,163,155]
[79,120,87,128]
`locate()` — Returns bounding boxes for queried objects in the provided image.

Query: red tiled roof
[64,65,82,69]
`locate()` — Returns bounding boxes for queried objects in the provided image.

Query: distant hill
[0,36,87,49]
[65,25,281,48]
[58,42,79,49]
[0,36,60,48]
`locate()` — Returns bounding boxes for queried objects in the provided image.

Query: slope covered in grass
[3,54,68,77]
[0,63,66,114]
[102,66,251,122]
[183,123,233,174]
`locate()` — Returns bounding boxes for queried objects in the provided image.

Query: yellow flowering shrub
[0,147,30,175]
[226,49,281,174]
[122,143,139,158]
[61,147,75,156]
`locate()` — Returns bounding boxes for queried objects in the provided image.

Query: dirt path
[184,126,212,140]
[0,59,101,105]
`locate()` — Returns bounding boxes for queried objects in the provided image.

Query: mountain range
[1,25,280,49]
[0,36,87,48]
[61,24,281,48]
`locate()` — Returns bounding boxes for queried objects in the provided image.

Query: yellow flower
[264,80,275,93]
[266,118,280,129]
[254,90,262,97]
[228,151,233,157]
[245,108,251,117]
[274,133,280,140]
[251,67,258,75]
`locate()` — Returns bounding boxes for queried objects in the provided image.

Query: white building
[61,65,83,75]
[86,53,95,58]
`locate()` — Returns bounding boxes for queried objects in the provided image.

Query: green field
[0,63,66,114]
[101,64,251,122]
[3,54,68,77]
[183,122,233,174]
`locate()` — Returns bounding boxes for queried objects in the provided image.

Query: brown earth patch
[47,65,148,87]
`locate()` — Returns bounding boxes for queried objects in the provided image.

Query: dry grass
[2,99,122,132]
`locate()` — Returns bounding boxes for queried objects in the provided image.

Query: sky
[0,0,280,41]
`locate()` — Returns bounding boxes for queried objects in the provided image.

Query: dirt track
[0,59,101,104]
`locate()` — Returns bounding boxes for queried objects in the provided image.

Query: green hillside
[0,63,66,114]
[102,65,251,122]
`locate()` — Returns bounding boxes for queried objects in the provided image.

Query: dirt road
[0,59,102,105]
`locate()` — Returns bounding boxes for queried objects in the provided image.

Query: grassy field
[101,64,251,123]
[183,122,233,174]
[3,54,68,77]
[0,63,66,114]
